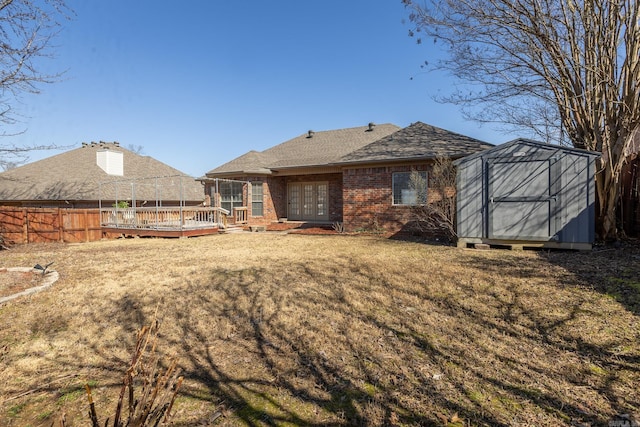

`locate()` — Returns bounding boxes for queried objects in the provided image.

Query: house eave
[202,168,273,180]
[269,165,342,176]
[333,155,470,168]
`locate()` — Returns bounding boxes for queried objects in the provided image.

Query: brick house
[200,122,493,233]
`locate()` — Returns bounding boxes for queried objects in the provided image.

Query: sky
[9,1,509,177]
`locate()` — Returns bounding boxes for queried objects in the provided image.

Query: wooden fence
[0,206,225,244]
[0,208,105,244]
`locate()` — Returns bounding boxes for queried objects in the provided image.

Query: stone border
[0,267,60,304]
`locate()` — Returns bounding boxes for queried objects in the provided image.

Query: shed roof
[453,138,600,165]
[205,123,401,176]
[337,121,494,165]
[0,142,204,203]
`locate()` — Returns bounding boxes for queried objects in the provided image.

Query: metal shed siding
[456,156,484,238]
[556,152,596,243]
[456,140,599,246]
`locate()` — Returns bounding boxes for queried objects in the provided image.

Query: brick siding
[342,163,432,233]
[206,174,342,226]
[207,164,447,233]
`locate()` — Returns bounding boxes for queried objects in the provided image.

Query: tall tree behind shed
[402,0,640,240]
[0,0,70,167]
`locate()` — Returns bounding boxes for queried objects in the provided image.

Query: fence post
[58,208,64,242]
[22,208,28,244]
[84,209,90,242]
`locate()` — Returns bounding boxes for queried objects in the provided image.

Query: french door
[287,182,328,221]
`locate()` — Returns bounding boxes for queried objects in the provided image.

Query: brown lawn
[0,234,638,426]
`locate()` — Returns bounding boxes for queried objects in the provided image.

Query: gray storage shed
[455,139,600,250]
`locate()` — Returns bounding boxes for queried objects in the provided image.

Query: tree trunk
[595,162,620,241]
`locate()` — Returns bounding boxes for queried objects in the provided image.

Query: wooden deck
[102,225,219,238]
[100,206,224,238]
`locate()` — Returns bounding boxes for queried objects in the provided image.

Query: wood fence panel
[61,209,102,242]
[26,209,61,243]
[0,208,105,244]
[0,208,27,244]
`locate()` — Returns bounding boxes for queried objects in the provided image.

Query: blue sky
[10,1,508,177]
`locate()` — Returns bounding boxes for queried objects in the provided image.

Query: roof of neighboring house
[338,122,494,165]
[0,142,204,203]
[205,123,401,176]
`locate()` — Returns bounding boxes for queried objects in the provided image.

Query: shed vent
[97,150,124,176]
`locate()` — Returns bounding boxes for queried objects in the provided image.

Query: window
[220,181,243,213]
[393,171,427,205]
[251,182,263,216]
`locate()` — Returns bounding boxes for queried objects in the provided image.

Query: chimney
[97,150,124,176]
[307,130,315,138]
[82,142,88,147]
[367,122,376,131]
[113,141,120,147]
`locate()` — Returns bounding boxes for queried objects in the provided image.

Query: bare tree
[403,0,640,240]
[0,0,70,166]
[409,158,457,242]
[126,144,145,155]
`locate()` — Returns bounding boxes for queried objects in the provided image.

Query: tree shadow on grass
[144,254,638,426]
[64,246,640,426]
[144,263,505,426]
[540,244,640,316]
[455,248,640,424]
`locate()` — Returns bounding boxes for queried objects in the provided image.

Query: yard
[0,233,638,426]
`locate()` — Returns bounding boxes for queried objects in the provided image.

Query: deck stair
[219,224,245,234]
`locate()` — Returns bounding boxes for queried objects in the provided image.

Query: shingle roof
[0,142,204,202]
[206,123,401,176]
[210,150,276,175]
[337,121,494,164]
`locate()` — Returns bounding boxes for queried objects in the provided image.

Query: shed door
[488,159,557,240]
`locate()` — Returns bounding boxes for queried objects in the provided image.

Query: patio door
[287,182,328,221]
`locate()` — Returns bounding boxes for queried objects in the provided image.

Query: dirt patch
[266,222,341,235]
[0,269,42,299]
[288,226,338,235]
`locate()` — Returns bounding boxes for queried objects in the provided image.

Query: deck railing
[100,206,227,230]
[233,206,248,224]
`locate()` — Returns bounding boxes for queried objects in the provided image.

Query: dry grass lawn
[0,233,638,426]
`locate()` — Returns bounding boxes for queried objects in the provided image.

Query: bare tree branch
[0,0,71,167]
[403,0,640,239]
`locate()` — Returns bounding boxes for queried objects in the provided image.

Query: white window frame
[251,181,264,217]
